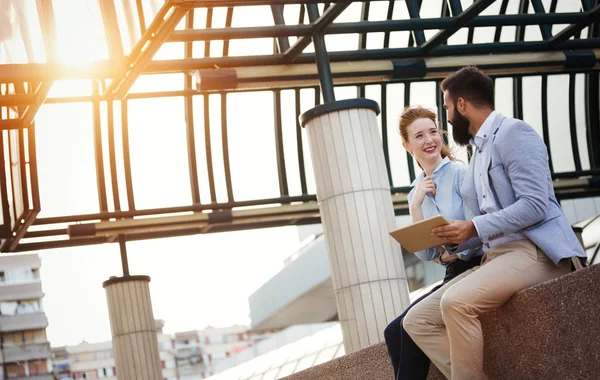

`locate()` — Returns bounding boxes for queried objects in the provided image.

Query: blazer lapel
[462,112,506,217]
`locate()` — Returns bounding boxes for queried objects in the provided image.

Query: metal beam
[568,73,583,172]
[172,0,388,6]
[14,173,600,251]
[120,100,136,210]
[0,210,39,253]
[446,0,463,15]
[271,4,291,52]
[405,0,425,46]
[21,82,52,127]
[0,94,35,107]
[28,123,41,213]
[148,39,600,73]
[0,120,23,131]
[107,1,188,99]
[34,194,318,225]
[135,0,147,34]
[549,4,600,48]
[585,8,600,168]
[294,89,308,195]
[106,99,122,212]
[92,81,109,214]
[36,0,59,62]
[0,62,119,82]
[283,1,351,62]
[420,0,496,54]
[98,0,125,60]
[168,13,595,42]
[183,12,201,205]
[307,3,335,102]
[541,75,554,173]
[530,0,553,40]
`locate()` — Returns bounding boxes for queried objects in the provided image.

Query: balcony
[0,313,48,333]
[1,342,51,363]
[0,281,43,302]
[7,375,54,380]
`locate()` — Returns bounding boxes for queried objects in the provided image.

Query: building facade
[51,320,177,380]
[52,323,258,380]
[0,254,53,380]
[173,325,264,379]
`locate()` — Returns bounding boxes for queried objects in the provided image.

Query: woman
[384,106,482,380]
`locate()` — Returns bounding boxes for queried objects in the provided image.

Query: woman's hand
[440,251,458,264]
[412,177,436,206]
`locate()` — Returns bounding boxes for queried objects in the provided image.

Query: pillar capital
[300,98,380,128]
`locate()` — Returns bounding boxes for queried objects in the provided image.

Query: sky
[0,0,593,347]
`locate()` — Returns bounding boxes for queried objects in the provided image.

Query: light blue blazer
[462,112,586,265]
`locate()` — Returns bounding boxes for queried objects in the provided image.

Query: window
[0,271,5,282]
[95,350,113,360]
[29,360,48,375]
[7,362,26,377]
[4,331,24,344]
[31,268,40,279]
[24,328,47,343]
[16,300,41,314]
[0,301,18,316]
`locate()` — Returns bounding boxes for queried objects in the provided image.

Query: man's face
[443,90,471,147]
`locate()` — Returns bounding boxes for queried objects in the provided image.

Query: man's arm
[432,121,550,244]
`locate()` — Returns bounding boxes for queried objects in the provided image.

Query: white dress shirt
[470,111,525,250]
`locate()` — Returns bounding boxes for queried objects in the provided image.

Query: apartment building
[0,254,53,380]
[173,325,257,379]
[52,320,177,380]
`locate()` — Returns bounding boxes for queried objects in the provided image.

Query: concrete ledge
[282,264,600,380]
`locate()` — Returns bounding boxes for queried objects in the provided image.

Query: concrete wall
[282,264,600,380]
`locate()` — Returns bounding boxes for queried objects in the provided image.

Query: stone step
[283,263,600,380]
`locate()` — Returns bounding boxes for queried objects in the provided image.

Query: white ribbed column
[103,275,162,380]
[301,99,411,353]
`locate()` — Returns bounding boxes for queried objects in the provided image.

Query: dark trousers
[384,256,482,380]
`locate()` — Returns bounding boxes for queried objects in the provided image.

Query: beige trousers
[403,240,570,380]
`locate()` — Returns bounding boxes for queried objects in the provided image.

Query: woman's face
[403,118,443,164]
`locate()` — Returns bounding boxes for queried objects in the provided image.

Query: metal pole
[119,235,130,277]
[307,4,335,103]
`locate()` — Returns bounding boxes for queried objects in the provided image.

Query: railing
[0,281,43,302]
[0,312,48,333]
[1,341,51,362]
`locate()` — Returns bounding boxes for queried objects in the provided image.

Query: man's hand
[432,220,478,245]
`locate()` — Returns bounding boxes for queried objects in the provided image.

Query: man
[402,66,587,380]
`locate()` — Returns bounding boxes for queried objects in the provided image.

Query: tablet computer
[389,215,449,253]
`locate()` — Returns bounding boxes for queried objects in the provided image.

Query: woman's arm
[410,202,424,224]
[408,177,438,261]
[410,176,435,224]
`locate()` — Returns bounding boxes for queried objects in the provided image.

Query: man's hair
[440,66,495,109]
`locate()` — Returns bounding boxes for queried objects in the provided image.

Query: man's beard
[449,105,472,146]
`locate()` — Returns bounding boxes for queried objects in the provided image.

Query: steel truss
[1,0,600,252]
